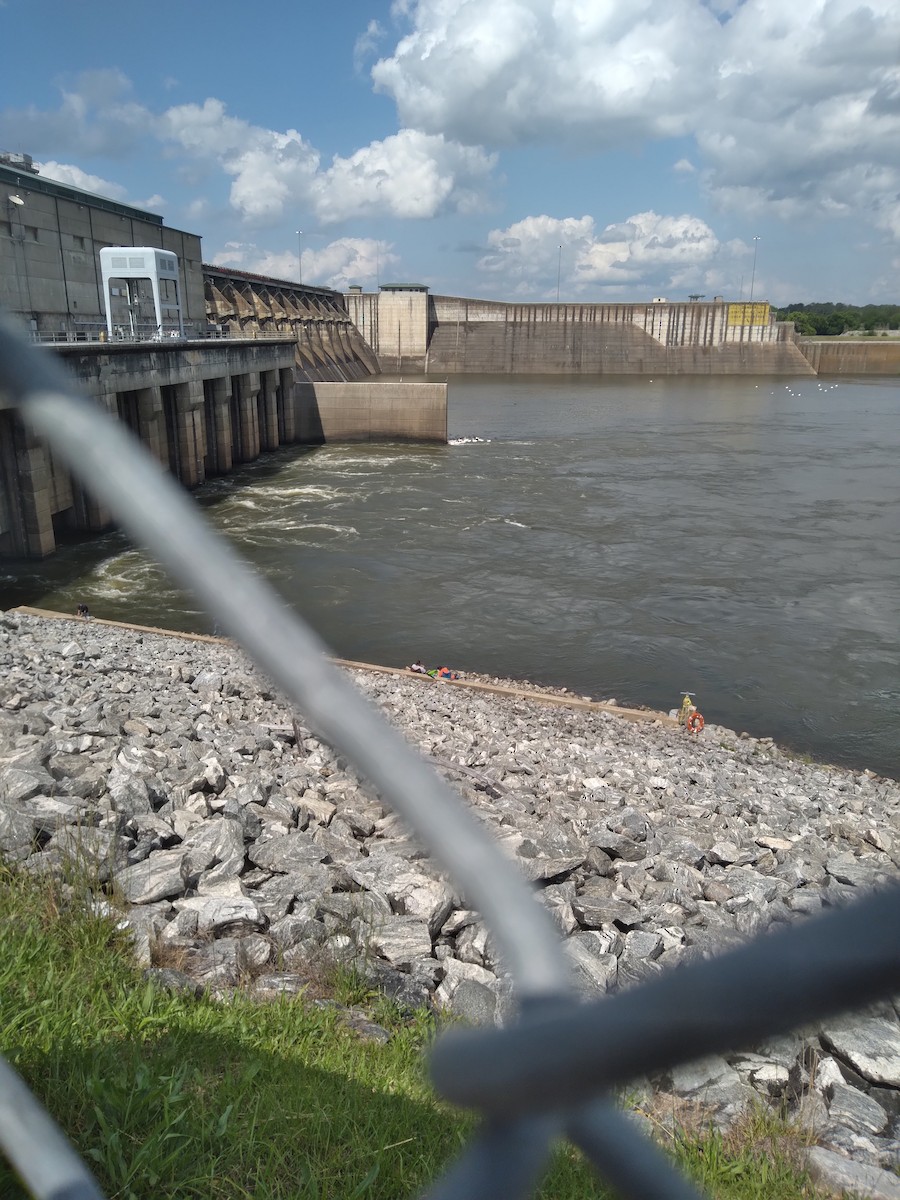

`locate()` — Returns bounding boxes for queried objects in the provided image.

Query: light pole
[296,230,303,285]
[748,236,760,305]
[556,244,562,303]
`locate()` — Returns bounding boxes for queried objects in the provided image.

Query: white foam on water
[296,523,359,536]
[244,484,345,501]
[449,436,491,445]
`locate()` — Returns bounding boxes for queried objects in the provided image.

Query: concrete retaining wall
[295,381,447,443]
[795,339,900,375]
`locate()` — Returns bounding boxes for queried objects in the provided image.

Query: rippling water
[2,374,898,778]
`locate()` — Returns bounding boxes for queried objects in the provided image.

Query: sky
[1,0,899,305]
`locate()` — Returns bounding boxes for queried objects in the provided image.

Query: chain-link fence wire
[0,315,898,1200]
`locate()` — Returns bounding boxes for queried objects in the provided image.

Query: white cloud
[372,0,719,146]
[158,99,321,223]
[311,130,496,223]
[37,161,128,201]
[210,237,398,292]
[139,193,166,212]
[36,160,162,219]
[354,19,385,72]
[303,237,398,289]
[159,101,495,225]
[2,77,499,230]
[374,0,900,239]
[479,211,735,295]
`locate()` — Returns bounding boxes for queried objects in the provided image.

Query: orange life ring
[687,711,704,734]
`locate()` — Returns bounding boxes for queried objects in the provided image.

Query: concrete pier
[295,381,447,443]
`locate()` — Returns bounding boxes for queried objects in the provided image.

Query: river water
[2,374,898,779]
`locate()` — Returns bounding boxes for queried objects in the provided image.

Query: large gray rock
[806,1146,900,1200]
[173,894,267,936]
[564,933,618,995]
[434,957,501,1016]
[821,1016,900,1087]
[667,1056,756,1119]
[368,916,433,969]
[0,803,38,858]
[247,832,329,873]
[181,817,245,880]
[117,848,188,903]
[344,853,454,937]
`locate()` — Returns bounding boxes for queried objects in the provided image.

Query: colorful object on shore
[426,665,459,680]
[678,691,705,734]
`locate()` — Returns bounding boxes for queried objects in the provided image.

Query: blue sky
[2,0,898,304]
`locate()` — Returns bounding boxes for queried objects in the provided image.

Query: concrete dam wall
[424,298,815,376]
[795,338,900,376]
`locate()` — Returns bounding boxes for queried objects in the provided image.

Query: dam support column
[258,369,279,452]
[277,368,296,444]
[161,380,205,487]
[202,376,233,475]
[67,388,118,534]
[230,371,261,463]
[136,386,167,467]
[0,411,56,557]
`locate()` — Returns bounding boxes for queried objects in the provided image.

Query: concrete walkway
[10,605,676,727]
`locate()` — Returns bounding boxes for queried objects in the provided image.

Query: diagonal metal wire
[0,1057,105,1200]
[1,313,898,1200]
[431,885,900,1117]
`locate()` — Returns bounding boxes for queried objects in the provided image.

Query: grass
[0,863,825,1199]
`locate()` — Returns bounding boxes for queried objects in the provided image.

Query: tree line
[774,303,900,336]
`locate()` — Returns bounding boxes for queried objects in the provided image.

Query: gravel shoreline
[1,610,899,1197]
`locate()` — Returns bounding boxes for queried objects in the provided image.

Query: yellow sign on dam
[728,302,770,326]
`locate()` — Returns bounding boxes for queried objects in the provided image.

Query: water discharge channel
[2,374,898,779]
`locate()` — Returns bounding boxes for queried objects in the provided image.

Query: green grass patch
[0,864,823,1198]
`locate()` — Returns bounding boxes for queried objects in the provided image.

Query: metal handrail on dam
[0,314,898,1200]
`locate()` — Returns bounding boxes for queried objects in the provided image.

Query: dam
[2,152,898,561]
[345,286,900,377]
[0,156,445,558]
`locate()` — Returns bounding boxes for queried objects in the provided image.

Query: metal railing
[0,311,898,1200]
[27,322,293,347]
